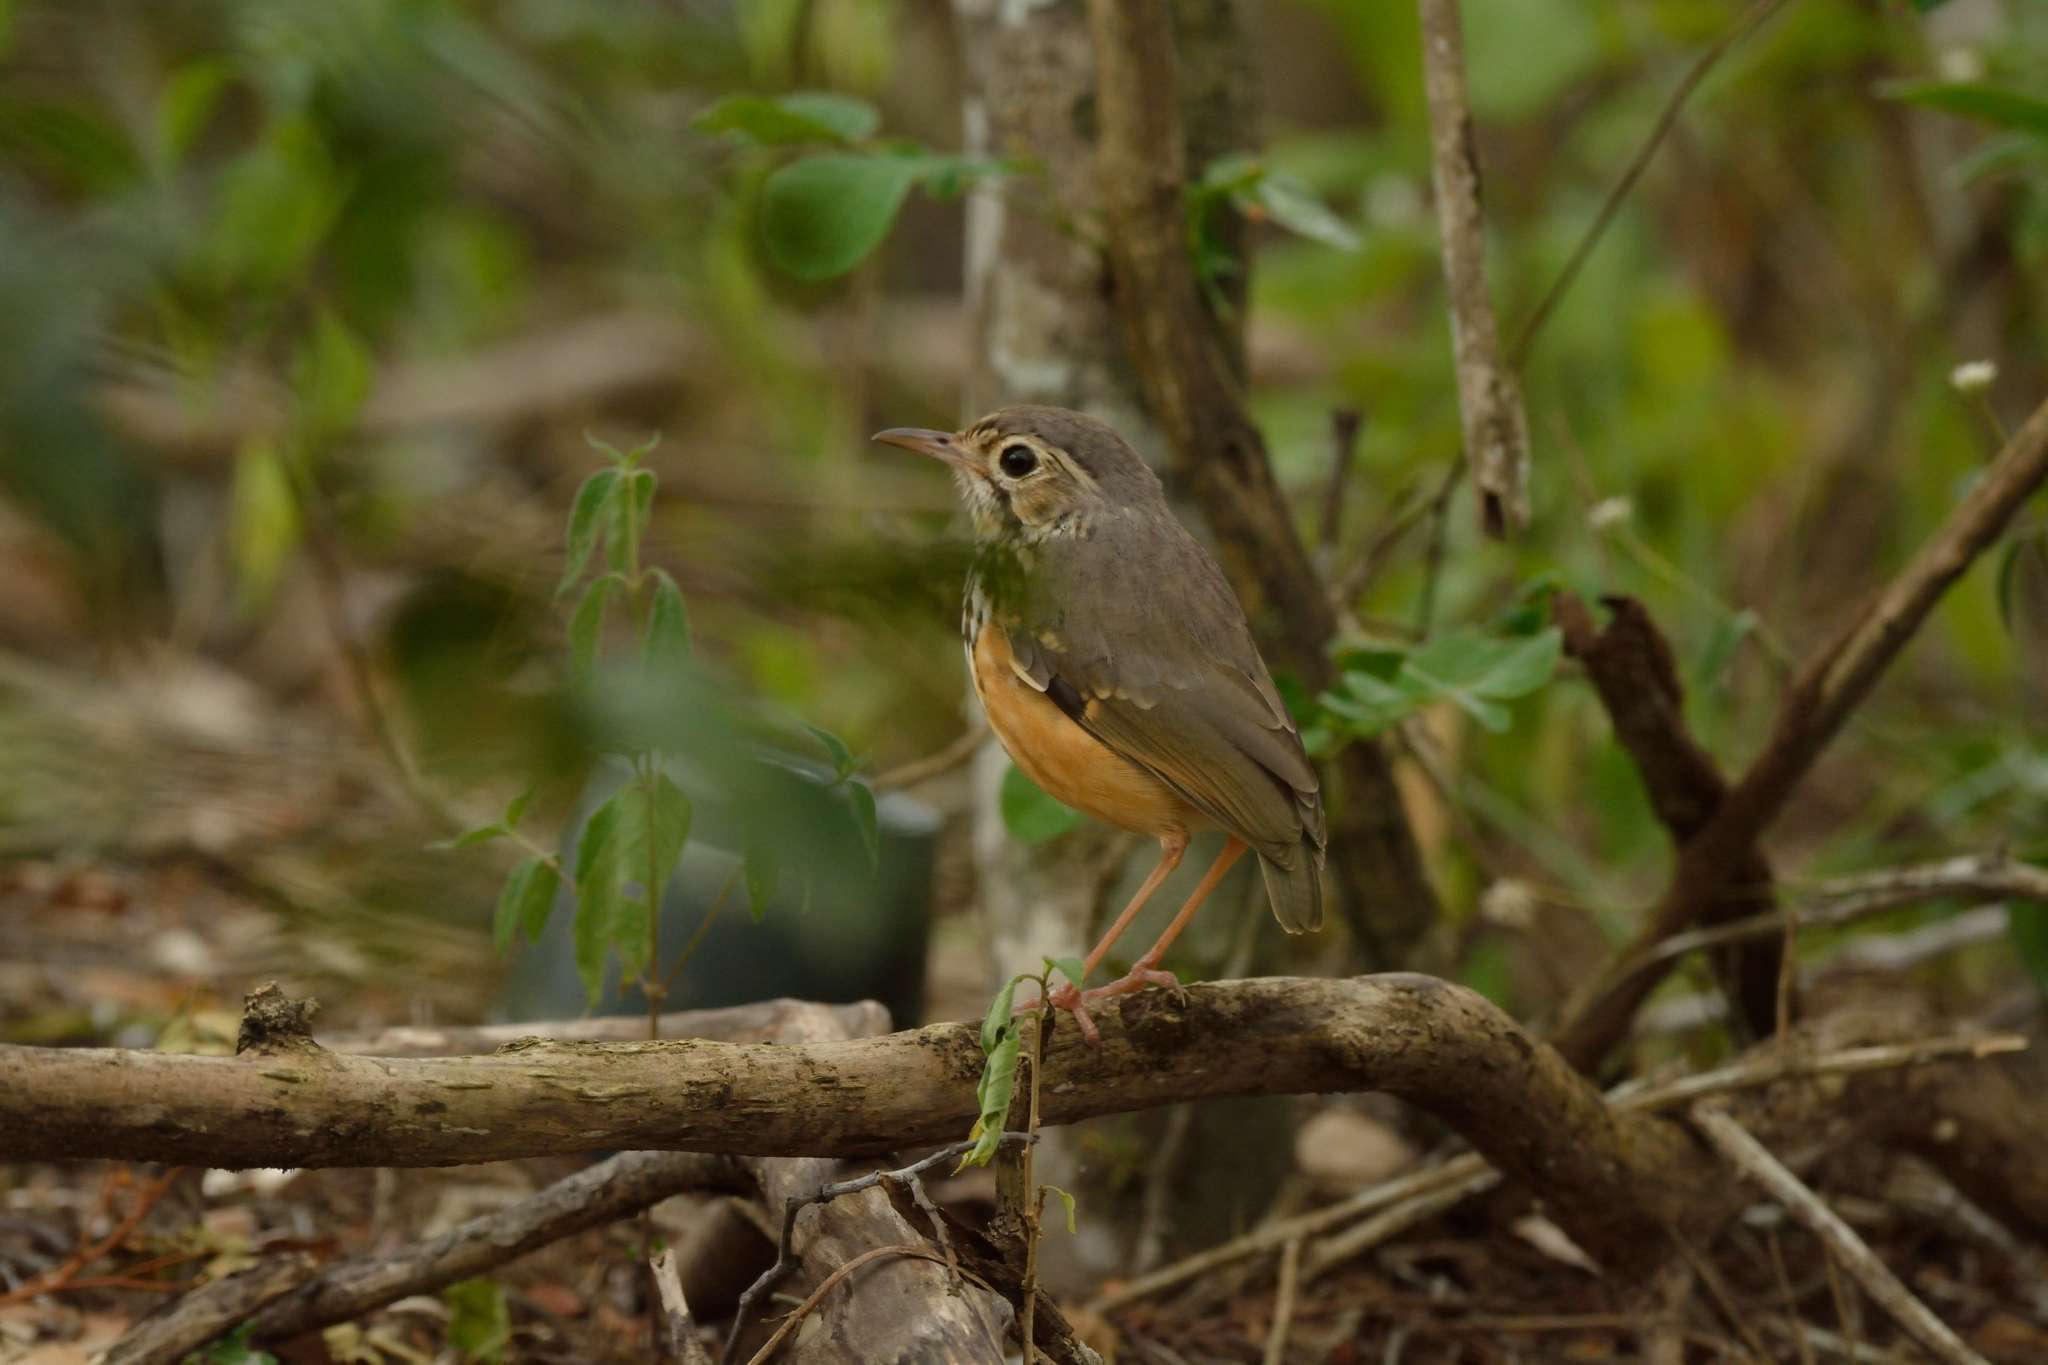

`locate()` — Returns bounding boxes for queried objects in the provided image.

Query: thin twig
[1554,393,2048,1071]
[1097,1029,2023,1311]
[1317,408,1365,557]
[1510,0,1795,368]
[1667,1226,1774,1362]
[0,1168,183,1308]
[1616,854,2048,978]
[874,723,988,793]
[1692,1105,1991,1365]
[1262,1238,1303,1365]
[740,1244,955,1365]
[719,1135,1034,1365]
[1418,0,1530,536]
[652,1248,713,1365]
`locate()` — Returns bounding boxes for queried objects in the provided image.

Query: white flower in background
[1588,496,1633,531]
[1937,47,1985,83]
[1950,359,1998,394]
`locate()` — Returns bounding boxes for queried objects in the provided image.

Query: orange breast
[970,623,1198,839]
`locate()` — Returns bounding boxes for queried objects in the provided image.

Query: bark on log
[3,975,1710,1269]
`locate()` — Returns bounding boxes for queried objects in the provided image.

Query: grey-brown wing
[999,511,1325,861]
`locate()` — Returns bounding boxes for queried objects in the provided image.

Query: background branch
[1553,395,2048,1070]
[1418,0,1530,536]
[1084,0,1441,965]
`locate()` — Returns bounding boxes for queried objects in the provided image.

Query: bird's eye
[997,444,1039,478]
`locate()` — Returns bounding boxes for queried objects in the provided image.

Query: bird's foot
[1016,964,1184,1046]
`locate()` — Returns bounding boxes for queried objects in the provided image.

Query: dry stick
[1262,1238,1303,1365]
[1623,854,2048,976]
[235,1151,747,1349]
[327,998,891,1056]
[1317,408,1365,556]
[101,1256,319,1365]
[1301,1167,1498,1284]
[651,1248,714,1365]
[872,723,988,792]
[718,1136,1032,1365]
[1418,0,1530,537]
[1509,0,1795,369]
[740,1244,960,1365]
[1093,1029,2023,1313]
[1691,1106,1992,1365]
[1554,393,2048,1072]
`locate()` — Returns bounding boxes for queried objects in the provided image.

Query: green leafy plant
[692,90,1020,281]
[442,436,876,1009]
[1187,152,1363,301]
[1319,626,1562,743]
[959,958,1083,1170]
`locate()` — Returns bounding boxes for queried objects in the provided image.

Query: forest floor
[6,852,2048,1364]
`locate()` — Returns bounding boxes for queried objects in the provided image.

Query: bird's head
[873,405,1160,543]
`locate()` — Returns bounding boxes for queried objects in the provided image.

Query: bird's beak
[872,427,972,472]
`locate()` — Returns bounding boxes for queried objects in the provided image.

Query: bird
[874,405,1326,1040]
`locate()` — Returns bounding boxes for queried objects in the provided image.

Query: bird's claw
[1012,965,1183,1045]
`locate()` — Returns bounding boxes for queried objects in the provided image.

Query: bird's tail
[1259,844,1324,934]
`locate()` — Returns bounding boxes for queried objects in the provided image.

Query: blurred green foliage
[0,0,2043,1016]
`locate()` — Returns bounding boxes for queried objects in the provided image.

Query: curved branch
[1554,394,2048,1070]
[5,976,1702,1266]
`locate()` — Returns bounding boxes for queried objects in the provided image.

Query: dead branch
[245,1151,748,1348]
[1555,591,1780,1036]
[1083,0,1442,965]
[1692,1106,1991,1365]
[326,999,893,1056]
[7,976,1704,1267]
[1554,393,2048,1070]
[102,1256,319,1365]
[1627,852,2048,976]
[1418,0,1531,536]
[1509,0,1794,368]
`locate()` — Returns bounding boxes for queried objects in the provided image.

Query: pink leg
[1016,833,1186,1041]
[1037,838,1248,1044]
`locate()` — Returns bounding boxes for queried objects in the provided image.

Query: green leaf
[573,792,630,1000]
[494,855,560,953]
[502,787,536,830]
[433,823,506,852]
[692,91,880,145]
[568,575,622,680]
[156,59,228,168]
[1319,669,1418,738]
[980,974,1023,1054]
[291,309,371,444]
[761,152,923,281]
[1044,1183,1078,1235]
[1250,171,1361,252]
[443,1278,510,1364]
[999,765,1083,843]
[958,1028,1020,1170]
[1046,956,1087,991]
[491,855,557,949]
[1406,627,1563,702]
[1881,81,2048,139]
[847,780,879,870]
[559,469,621,596]
[742,832,778,921]
[1909,0,1953,10]
[630,466,657,522]
[641,772,694,895]
[804,723,856,778]
[643,569,693,671]
[228,440,302,612]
